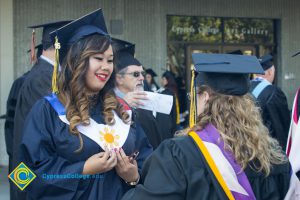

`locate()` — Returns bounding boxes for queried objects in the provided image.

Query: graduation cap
[27,44,42,53]
[111,38,134,54]
[28,20,72,63]
[113,38,141,72]
[28,20,72,50]
[145,69,157,77]
[292,51,300,57]
[50,9,108,49]
[48,8,110,93]
[27,44,43,61]
[188,53,264,127]
[258,54,273,70]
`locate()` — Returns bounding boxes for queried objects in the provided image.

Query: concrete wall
[0,0,13,166]
[13,0,300,103]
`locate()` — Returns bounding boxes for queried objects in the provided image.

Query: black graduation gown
[122,136,292,200]
[19,98,153,200]
[250,82,291,150]
[135,109,162,149]
[13,57,53,168]
[4,71,30,200]
[5,71,29,168]
[156,88,177,140]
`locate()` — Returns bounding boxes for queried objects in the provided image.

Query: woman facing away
[122,53,300,200]
[18,9,152,200]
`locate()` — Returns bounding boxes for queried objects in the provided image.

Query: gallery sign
[167,15,274,44]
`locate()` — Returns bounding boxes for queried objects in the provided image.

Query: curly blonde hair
[183,85,287,175]
[58,34,130,153]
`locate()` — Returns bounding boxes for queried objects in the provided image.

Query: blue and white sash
[251,77,271,99]
[194,124,256,200]
[45,94,131,150]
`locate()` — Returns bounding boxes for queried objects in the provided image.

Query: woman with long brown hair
[122,53,299,199]
[19,9,152,200]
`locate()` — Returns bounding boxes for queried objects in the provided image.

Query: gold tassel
[175,95,180,125]
[189,66,196,128]
[30,29,37,64]
[52,36,60,94]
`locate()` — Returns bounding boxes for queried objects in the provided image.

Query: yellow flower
[99,126,120,148]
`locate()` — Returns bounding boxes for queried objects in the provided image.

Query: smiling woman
[18,9,152,200]
[85,43,114,94]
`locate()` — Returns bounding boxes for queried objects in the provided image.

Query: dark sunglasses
[121,71,146,78]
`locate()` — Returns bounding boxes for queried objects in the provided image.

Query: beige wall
[0,0,13,166]
[13,0,300,104]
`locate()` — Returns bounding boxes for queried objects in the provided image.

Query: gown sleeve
[121,139,187,200]
[264,87,290,150]
[245,162,292,200]
[13,67,52,168]
[19,99,85,199]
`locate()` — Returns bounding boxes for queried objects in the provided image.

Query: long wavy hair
[184,85,286,175]
[58,34,130,152]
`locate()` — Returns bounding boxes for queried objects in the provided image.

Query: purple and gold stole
[189,124,256,200]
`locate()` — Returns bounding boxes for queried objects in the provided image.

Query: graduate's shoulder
[28,97,57,118]
[156,136,201,162]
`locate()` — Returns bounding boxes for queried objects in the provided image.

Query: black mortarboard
[48,8,110,93]
[27,44,42,53]
[258,54,273,71]
[28,20,72,50]
[145,69,157,77]
[112,38,134,54]
[292,51,300,57]
[50,9,108,50]
[188,53,264,127]
[193,53,264,96]
[27,44,43,59]
[113,39,141,72]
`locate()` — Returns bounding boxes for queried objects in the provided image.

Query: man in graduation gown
[5,44,42,200]
[11,20,71,200]
[250,54,290,150]
[5,44,42,175]
[113,39,162,149]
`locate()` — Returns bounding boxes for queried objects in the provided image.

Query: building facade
[0,0,300,165]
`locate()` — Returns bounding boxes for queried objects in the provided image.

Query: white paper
[138,91,173,114]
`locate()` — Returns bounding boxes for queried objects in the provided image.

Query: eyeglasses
[120,71,146,78]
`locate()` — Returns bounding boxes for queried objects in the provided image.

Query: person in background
[4,44,42,200]
[145,68,159,92]
[19,9,152,199]
[250,54,290,150]
[176,76,188,128]
[156,71,180,139]
[121,53,300,200]
[11,20,71,200]
[113,39,162,149]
